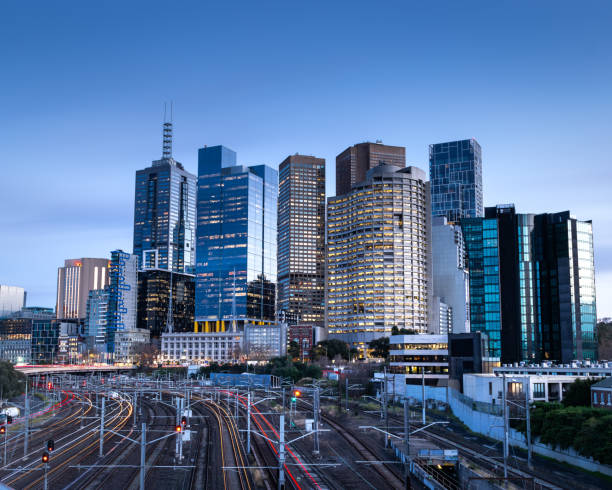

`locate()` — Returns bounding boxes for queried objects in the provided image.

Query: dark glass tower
[430,139,483,223]
[133,121,196,273]
[336,142,405,196]
[195,146,277,332]
[277,154,326,327]
[462,206,597,364]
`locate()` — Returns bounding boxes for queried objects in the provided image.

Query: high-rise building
[327,164,432,356]
[430,139,483,223]
[137,269,195,339]
[85,288,109,352]
[106,250,138,355]
[432,216,470,334]
[0,285,26,317]
[336,142,405,196]
[277,154,326,327]
[133,120,196,273]
[462,205,597,364]
[56,258,110,320]
[0,308,56,364]
[195,145,278,332]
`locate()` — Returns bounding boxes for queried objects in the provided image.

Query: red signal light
[293,390,301,398]
[42,452,49,463]
[0,426,5,435]
[175,425,182,433]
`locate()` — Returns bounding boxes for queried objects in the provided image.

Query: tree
[288,341,300,360]
[597,321,612,360]
[391,326,417,335]
[133,343,160,368]
[368,337,390,359]
[0,362,26,400]
[312,339,350,361]
[562,378,600,407]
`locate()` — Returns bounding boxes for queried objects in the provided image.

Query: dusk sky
[1,1,611,316]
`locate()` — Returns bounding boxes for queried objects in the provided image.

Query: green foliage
[312,339,349,361]
[0,361,26,399]
[597,321,612,359]
[391,326,417,335]
[516,403,612,465]
[288,341,300,360]
[562,378,600,407]
[368,337,390,359]
[197,357,322,383]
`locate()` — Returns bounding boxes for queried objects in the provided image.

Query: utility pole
[99,396,106,457]
[278,414,285,490]
[247,392,251,454]
[345,377,349,412]
[421,370,426,425]
[313,387,320,455]
[383,368,389,448]
[140,423,146,490]
[502,374,508,478]
[24,379,29,457]
[43,461,48,490]
[403,399,410,487]
[525,376,532,468]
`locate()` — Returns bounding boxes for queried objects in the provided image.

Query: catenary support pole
[140,422,146,490]
[278,414,285,490]
[24,380,29,457]
[247,392,251,454]
[99,396,106,457]
[502,374,508,478]
[525,376,532,468]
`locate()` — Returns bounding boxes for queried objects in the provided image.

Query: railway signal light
[42,452,49,463]
[6,415,12,424]
[47,439,55,452]
[175,425,182,433]
[292,389,301,402]
[0,426,5,435]
[181,416,187,427]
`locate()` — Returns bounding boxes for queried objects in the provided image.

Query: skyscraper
[432,216,470,334]
[133,119,196,273]
[327,164,432,356]
[336,142,405,196]
[462,205,597,364]
[277,154,326,327]
[430,139,483,223]
[106,250,138,355]
[195,145,278,332]
[56,258,109,320]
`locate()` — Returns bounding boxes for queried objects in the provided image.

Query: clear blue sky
[1,1,611,316]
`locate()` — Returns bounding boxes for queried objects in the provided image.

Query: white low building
[463,371,609,405]
[161,332,243,365]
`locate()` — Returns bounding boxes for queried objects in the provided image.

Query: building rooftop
[592,377,612,389]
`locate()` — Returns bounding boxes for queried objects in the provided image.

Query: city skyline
[2,1,611,317]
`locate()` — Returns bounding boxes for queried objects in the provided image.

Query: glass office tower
[430,139,483,223]
[277,154,326,327]
[463,206,597,364]
[195,146,277,332]
[106,250,138,355]
[133,122,196,273]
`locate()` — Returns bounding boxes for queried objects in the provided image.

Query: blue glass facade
[462,217,502,360]
[430,139,483,223]
[195,146,277,331]
[106,250,138,354]
[133,152,196,273]
[463,206,597,364]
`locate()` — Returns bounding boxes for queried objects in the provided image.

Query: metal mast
[166,270,174,333]
[162,102,173,160]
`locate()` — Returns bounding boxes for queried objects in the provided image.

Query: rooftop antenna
[162,101,173,159]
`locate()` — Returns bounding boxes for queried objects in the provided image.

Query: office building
[432,217,469,334]
[56,321,82,364]
[195,145,277,331]
[277,154,326,327]
[114,329,150,364]
[137,269,195,339]
[336,142,405,196]
[85,289,109,353]
[106,250,138,355]
[289,324,314,360]
[161,331,243,364]
[244,322,288,359]
[133,120,196,273]
[462,205,597,364]
[0,315,34,364]
[430,139,483,223]
[327,165,432,355]
[431,297,452,335]
[388,334,449,386]
[56,258,109,320]
[448,332,489,391]
[0,285,26,317]
[591,378,612,410]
